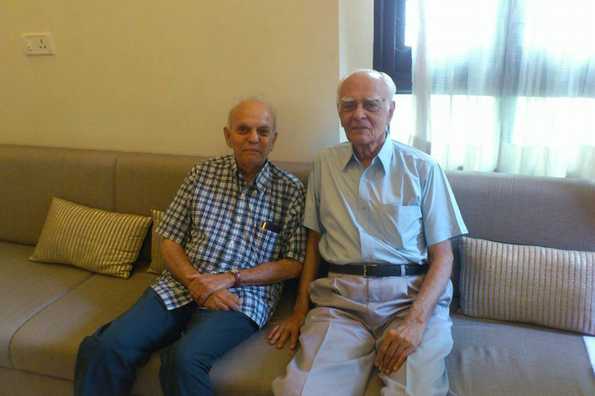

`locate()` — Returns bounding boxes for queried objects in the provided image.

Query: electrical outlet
[23,33,56,55]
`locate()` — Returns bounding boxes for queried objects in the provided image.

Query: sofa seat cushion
[0,241,93,369]
[362,313,594,396]
[447,314,595,396]
[132,328,295,396]
[10,270,157,380]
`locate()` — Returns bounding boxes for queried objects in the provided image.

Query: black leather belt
[328,263,427,277]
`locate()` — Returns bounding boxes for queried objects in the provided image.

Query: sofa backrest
[0,145,312,246]
[1,144,593,254]
[446,171,595,252]
[0,145,118,245]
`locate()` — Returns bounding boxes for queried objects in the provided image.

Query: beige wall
[0,1,372,162]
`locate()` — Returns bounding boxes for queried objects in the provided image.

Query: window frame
[373,0,412,94]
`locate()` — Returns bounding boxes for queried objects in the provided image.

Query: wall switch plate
[23,33,56,55]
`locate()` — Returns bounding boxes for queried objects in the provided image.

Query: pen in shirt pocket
[260,221,281,233]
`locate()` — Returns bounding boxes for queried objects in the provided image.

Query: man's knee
[78,325,116,359]
[77,323,141,368]
[160,343,211,379]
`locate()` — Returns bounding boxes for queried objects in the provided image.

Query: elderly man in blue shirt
[269,70,467,396]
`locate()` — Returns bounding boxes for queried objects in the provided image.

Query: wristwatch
[230,269,241,287]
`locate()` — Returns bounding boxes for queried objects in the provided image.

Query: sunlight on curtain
[391,0,595,179]
[502,97,595,178]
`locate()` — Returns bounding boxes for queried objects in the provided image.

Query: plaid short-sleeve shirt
[152,155,306,328]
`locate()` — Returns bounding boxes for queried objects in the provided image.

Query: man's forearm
[405,239,453,326]
[291,230,321,314]
[236,258,302,286]
[160,239,201,288]
[162,238,302,287]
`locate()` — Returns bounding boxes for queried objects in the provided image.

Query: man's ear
[271,130,278,147]
[223,126,232,148]
[388,100,396,121]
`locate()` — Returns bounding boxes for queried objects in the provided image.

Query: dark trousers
[74,288,257,396]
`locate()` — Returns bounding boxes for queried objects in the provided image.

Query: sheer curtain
[391,0,595,179]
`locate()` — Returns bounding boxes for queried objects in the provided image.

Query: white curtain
[391,0,595,179]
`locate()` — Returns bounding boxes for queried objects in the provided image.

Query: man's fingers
[381,339,402,371]
[276,330,289,349]
[218,298,233,311]
[384,343,406,373]
[268,325,280,341]
[392,345,415,373]
[385,344,415,374]
[215,290,240,311]
[215,299,230,311]
[375,336,394,368]
[390,353,408,374]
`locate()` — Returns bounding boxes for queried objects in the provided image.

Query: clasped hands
[187,273,240,311]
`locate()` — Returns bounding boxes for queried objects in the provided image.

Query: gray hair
[336,69,397,102]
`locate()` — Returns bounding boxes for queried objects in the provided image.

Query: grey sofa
[0,144,593,396]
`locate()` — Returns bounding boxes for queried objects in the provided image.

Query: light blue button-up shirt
[304,139,467,265]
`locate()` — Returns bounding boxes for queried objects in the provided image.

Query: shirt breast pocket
[254,222,281,263]
[375,204,422,249]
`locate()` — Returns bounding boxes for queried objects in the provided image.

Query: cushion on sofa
[30,197,152,278]
[148,209,166,275]
[459,236,595,335]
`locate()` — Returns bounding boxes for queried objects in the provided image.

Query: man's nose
[352,103,367,119]
[247,129,260,142]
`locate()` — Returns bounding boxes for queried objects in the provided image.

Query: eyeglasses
[338,97,386,113]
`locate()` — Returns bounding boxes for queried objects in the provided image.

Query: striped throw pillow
[30,197,152,278]
[148,209,167,274]
[460,236,595,335]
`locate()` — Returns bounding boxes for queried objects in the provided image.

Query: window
[375,0,595,179]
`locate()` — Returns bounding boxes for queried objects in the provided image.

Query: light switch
[23,33,56,55]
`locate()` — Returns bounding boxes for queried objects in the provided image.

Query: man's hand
[375,319,425,374]
[267,311,306,350]
[187,273,234,305]
[202,289,241,311]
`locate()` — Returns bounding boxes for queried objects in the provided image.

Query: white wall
[0,1,373,162]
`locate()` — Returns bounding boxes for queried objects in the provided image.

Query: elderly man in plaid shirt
[74,99,307,396]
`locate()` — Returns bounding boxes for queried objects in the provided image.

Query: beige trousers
[273,273,453,396]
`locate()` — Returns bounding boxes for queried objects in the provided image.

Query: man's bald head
[337,69,397,103]
[227,98,277,132]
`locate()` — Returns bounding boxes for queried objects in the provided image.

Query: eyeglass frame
[337,96,390,114]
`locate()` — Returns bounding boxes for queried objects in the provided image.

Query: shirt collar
[231,156,272,193]
[375,135,393,172]
[341,134,393,172]
[254,160,272,192]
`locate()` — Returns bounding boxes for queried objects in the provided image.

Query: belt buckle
[363,263,376,277]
